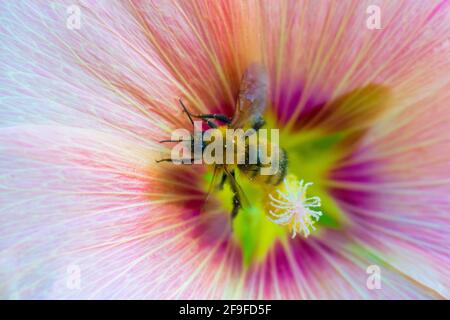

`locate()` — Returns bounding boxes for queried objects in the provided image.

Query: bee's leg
[193,114,231,124]
[155,158,173,163]
[155,158,194,164]
[231,193,241,219]
[158,139,187,143]
[180,101,231,123]
[229,170,241,219]
[218,173,227,190]
[206,120,218,129]
[179,99,231,128]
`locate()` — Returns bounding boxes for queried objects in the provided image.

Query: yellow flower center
[201,113,348,265]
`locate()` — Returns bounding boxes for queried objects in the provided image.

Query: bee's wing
[231,63,269,129]
[204,165,222,204]
[199,165,223,216]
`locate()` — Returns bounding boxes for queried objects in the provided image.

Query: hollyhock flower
[0,0,449,299]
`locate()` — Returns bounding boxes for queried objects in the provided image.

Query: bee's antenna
[179,99,194,127]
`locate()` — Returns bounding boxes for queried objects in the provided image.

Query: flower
[0,0,449,299]
[268,176,322,238]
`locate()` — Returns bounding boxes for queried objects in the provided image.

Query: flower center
[201,112,348,265]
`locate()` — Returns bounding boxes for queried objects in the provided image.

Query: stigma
[267,175,322,238]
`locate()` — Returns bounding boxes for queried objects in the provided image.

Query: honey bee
[157,63,288,219]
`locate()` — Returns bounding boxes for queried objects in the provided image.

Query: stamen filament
[266,175,322,238]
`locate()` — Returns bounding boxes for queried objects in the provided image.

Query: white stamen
[267,177,322,238]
